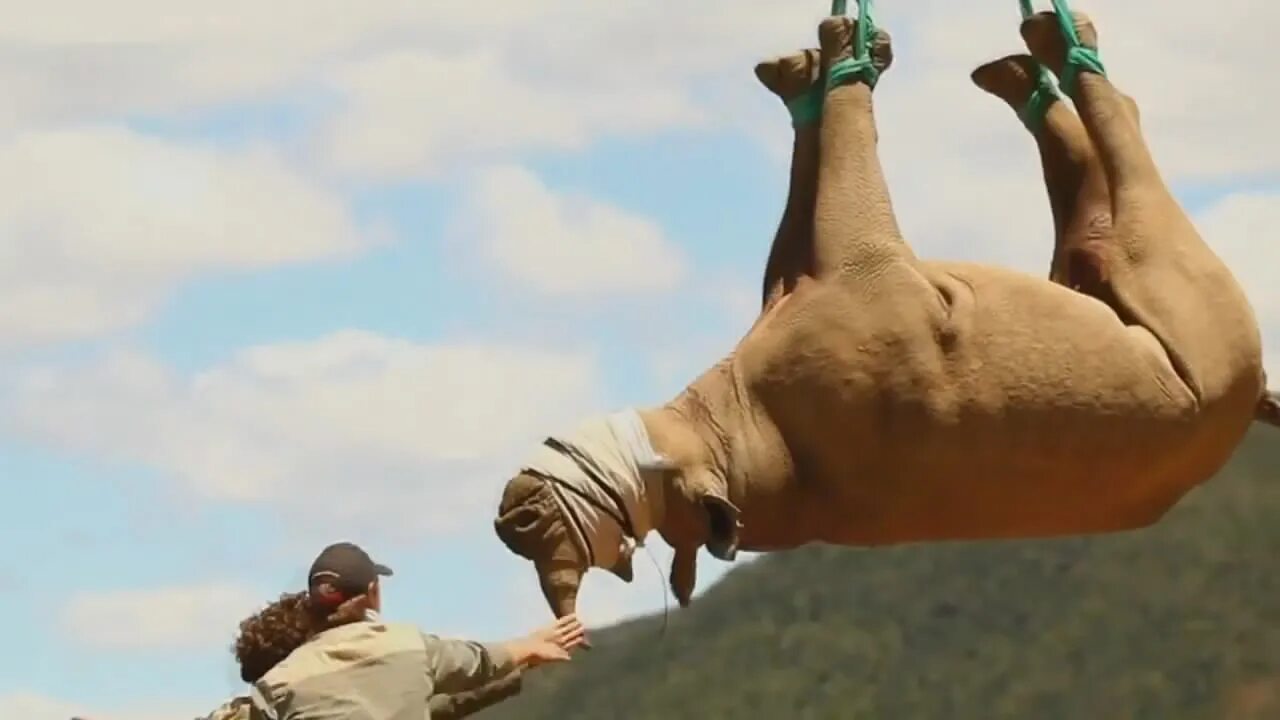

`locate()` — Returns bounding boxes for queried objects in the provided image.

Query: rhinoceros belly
[735,264,1254,544]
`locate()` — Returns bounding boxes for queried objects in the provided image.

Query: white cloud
[0,693,180,720]
[0,1,768,138]
[61,581,260,651]
[4,1,1273,188]
[0,691,189,717]
[0,693,89,720]
[452,165,687,297]
[0,1,818,176]
[875,0,1280,185]
[318,51,704,181]
[5,0,1269,193]
[2,330,604,534]
[0,127,367,346]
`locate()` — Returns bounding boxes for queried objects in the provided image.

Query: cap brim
[373,563,394,577]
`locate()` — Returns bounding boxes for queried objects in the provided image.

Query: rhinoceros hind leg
[1019,9,1263,405]
[971,54,1113,294]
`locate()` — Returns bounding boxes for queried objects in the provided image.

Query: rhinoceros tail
[1256,389,1280,427]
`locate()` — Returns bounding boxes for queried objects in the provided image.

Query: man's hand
[508,614,587,668]
[530,613,587,647]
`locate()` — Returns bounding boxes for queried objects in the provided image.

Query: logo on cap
[312,579,345,605]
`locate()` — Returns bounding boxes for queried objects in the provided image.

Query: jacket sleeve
[421,633,518,696]
[426,669,525,720]
[247,682,279,720]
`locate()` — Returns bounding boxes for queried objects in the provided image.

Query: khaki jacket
[249,619,517,720]
[204,675,521,720]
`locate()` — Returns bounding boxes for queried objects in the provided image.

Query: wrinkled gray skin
[495,10,1275,621]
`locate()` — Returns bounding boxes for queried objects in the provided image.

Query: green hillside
[479,427,1280,720]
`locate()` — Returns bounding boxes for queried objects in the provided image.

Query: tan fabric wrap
[520,409,667,569]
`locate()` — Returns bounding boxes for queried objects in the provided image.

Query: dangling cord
[643,544,671,638]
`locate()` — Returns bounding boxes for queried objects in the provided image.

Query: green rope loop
[786,88,824,128]
[1048,0,1082,46]
[1017,0,1057,132]
[1018,65,1062,133]
[1014,0,1106,128]
[825,0,880,91]
[1058,44,1106,96]
[1043,0,1108,95]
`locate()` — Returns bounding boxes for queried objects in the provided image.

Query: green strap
[1019,0,1106,96]
[825,0,880,91]
[1017,1,1059,133]
[1058,45,1106,97]
[1014,0,1104,129]
[788,0,860,128]
[1049,0,1106,95]
[1019,65,1062,133]
[786,88,823,128]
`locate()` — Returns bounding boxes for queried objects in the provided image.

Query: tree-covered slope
[479,427,1280,720]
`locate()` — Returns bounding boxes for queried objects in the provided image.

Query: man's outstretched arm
[423,614,584,696]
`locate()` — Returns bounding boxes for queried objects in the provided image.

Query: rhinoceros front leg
[755,50,822,311]
[1018,8,1264,409]
[813,15,922,281]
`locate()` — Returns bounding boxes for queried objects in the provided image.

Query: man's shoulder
[202,695,251,720]
[355,618,429,648]
[260,620,428,687]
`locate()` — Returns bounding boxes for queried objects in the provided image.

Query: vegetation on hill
[478,427,1280,720]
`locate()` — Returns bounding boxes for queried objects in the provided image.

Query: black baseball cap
[307,542,394,606]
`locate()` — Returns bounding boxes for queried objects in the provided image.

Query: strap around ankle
[1059,44,1106,96]
[1046,0,1107,95]
[826,0,881,91]
[786,87,824,128]
[1019,65,1063,133]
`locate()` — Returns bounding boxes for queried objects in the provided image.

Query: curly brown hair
[232,591,317,683]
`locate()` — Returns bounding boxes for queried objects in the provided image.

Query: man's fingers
[555,624,587,645]
[560,629,586,647]
[555,614,586,630]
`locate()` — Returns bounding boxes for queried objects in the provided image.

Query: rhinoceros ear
[702,494,742,562]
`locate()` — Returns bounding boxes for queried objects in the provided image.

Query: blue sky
[2,1,1277,718]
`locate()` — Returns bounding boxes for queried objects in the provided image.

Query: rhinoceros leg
[1019,9,1263,407]
[813,16,925,282]
[971,54,1114,289]
[755,50,822,311]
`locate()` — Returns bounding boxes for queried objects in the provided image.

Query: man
[199,586,527,720]
[249,542,585,719]
[197,589,525,720]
